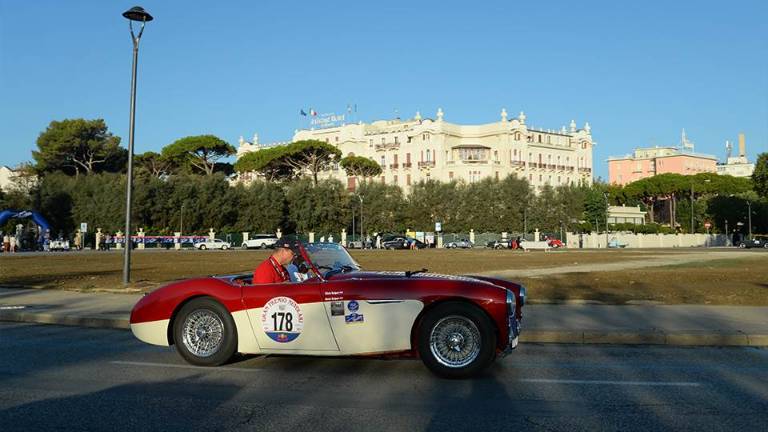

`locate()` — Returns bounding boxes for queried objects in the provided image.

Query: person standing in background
[3,233,10,252]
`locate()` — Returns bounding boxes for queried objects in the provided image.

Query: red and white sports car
[130,242,525,378]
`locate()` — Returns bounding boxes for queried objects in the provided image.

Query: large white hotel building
[237,108,594,192]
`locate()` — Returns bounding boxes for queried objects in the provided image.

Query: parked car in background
[195,239,231,250]
[241,234,278,249]
[486,239,520,249]
[739,236,768,249]
[546,237,564,248]
[446,239,473,249]
[382,236,427,250]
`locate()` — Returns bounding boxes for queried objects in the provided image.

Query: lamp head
[123,6,153,22]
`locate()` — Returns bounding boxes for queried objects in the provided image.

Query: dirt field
[0,248,766,305]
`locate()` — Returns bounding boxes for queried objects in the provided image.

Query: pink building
[608,147,717,185]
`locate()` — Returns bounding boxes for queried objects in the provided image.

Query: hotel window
[528,152,533,162]
[449,171,454,179]
[407,174,411,185]
[494,150,498,161]
[557,176,561,184]
[381,138,385,145]
[380,176,385,184]
[539,174,542,182]
[529,174,533,181]
[335,136,339,142]
[457,147,489,161]
[393,154,398,164]
[380,155,385,166]
[394,136,399,144]
[547,136,551,144]
[495,172,499,180]
[406,153,411,164]
[426,149,431,161]
[514,132,521,140]
[369,139,373,147]
[538,154,543,165]
[393,175,398,184]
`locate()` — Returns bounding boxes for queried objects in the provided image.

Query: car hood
[328,270,498,285]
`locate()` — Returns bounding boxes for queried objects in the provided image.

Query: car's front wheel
[199,244,207,250]
[241,243,249,250]
[221,245,229,250]
[173,297,237,366]
[418,302,497,378]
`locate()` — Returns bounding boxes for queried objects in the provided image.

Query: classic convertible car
[130,242,525,378]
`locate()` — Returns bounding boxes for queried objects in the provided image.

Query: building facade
[608,146,718,185]
[237,108,595,191]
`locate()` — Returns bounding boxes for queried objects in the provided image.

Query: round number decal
[261,296,304,343]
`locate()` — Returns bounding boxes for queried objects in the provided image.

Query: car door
[321,280,423,355]
[241,278,339,353]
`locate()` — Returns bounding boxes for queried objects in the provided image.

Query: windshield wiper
[405,268,428,277]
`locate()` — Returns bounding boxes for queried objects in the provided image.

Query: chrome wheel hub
[429,315,481,368]
[182,309,224,358]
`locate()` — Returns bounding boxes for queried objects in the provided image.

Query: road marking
[519,378,701,387]
[111,360,261,372]
[0,305,26,310]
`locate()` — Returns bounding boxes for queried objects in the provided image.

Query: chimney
[738,133,746,157]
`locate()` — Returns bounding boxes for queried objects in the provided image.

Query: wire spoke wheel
[429,315,481,368]
[181,309,224,358]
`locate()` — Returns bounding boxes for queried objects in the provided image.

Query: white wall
[566,232,730,249]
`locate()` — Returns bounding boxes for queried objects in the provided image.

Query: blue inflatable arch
[0,209,52,234]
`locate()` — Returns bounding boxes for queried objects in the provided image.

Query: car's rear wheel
[199,244,207,250]
[241,243,249,250]
[739,243,746,248]
[261,243,268,249]
[418,302,496,378]
[173,297,237,366]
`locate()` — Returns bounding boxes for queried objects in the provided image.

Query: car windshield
[303,243,361,276]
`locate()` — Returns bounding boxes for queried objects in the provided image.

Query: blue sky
[1,0,766,180]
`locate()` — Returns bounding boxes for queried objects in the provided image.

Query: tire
[199,245,207,250]
[241,243,248,250]
[173,297,238,367]
[738,243,746,249]
[417,302,497,378]
[222,245,229,250]
[261,243,268,249]
[764,243,768,249]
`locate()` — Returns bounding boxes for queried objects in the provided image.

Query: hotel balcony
[579,167,592,174]
[510,160,525,167]
[389,163,399,169]
[418,161,436,168]
[402,162,412,169]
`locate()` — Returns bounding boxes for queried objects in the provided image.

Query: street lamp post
[122,6,153,285]
[747,201,752,240]
[603,192,609,247]
[358,195,364,243]
[725,219,729,246]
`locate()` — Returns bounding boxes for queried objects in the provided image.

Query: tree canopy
[340,155,382,180]
[753,153,768,199]
[234,140,341,185]
[33,118,126,176]
[162,135,235,176]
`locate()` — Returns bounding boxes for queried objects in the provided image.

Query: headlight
[506,288,515,317]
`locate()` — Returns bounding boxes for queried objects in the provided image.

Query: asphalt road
[0,323,766,431]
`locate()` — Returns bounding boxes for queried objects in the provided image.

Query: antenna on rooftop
[681,129,695,152]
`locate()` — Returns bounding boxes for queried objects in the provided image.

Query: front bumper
[502,286,525,356]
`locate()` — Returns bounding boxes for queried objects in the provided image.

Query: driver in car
[253,240,295,284]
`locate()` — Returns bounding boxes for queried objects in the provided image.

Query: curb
[0,311,129,330]
[2,312,767,347]
[521,329,768,347]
